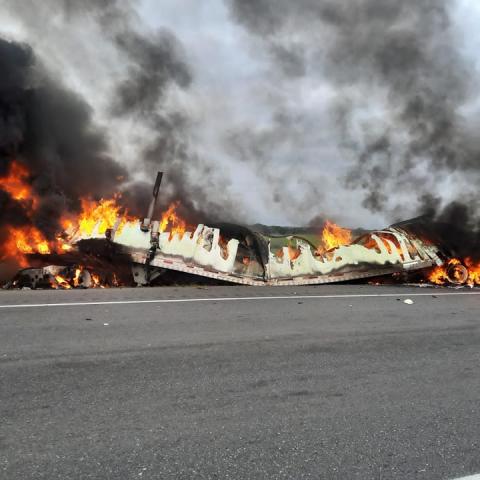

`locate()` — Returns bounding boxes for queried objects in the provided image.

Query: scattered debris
[403,299,414,305]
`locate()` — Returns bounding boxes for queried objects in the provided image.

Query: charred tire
[446,263,469,285]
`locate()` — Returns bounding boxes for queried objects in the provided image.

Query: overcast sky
[1,0,480,228]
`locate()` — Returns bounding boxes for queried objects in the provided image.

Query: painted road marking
[0,291,480,309]
[452,475,480,480]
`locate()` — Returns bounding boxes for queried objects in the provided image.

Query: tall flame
[0,161,186,271]
[318,220,352,253]
[0,161,49,265]
[160,201,187,239]
[77,195,133,236]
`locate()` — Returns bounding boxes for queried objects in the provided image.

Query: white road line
[0,291,480,309]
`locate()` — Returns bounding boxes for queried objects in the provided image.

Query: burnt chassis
[73,218,446,287]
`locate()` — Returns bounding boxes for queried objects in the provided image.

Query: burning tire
[446,262,469,285]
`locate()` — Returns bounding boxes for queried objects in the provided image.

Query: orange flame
[464,258,480,286]
[73,267,82,287]
[0,161,33,202]
[160,201,187,239]
[0,160,189,270]
[318,220,352,253]
[2,227,51,267]
[0,161,52,265]
[427,258,480,286]
[427,259,459,285]
[49,267,111,289]
[91,273,106,288]
[77,195,133,236]
[288,245,301,261]
[54,275,72,289]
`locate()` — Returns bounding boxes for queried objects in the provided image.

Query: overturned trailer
[73,220,445,286]
[66,173,449,287]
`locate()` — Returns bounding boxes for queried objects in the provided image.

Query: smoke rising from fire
[0,38,127,240]
[0,0,242,230]
[226,0,480,229]
[1,0,480,235]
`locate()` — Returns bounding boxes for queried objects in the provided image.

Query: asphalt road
[1,285,479,479]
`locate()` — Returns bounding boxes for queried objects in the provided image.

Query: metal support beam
[141,172,163,232]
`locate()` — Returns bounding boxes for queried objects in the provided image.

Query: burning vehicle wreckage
[3,171,480,290]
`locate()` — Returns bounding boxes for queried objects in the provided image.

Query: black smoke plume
[0,37,127,239]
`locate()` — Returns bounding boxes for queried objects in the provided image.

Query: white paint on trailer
[268,230,430,279]
[74,217,444,286]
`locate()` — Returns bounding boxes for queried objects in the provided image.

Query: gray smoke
[0,0,241,225]
[2,0,480,235]
[226,0,480,228]
[78,0,243,223]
